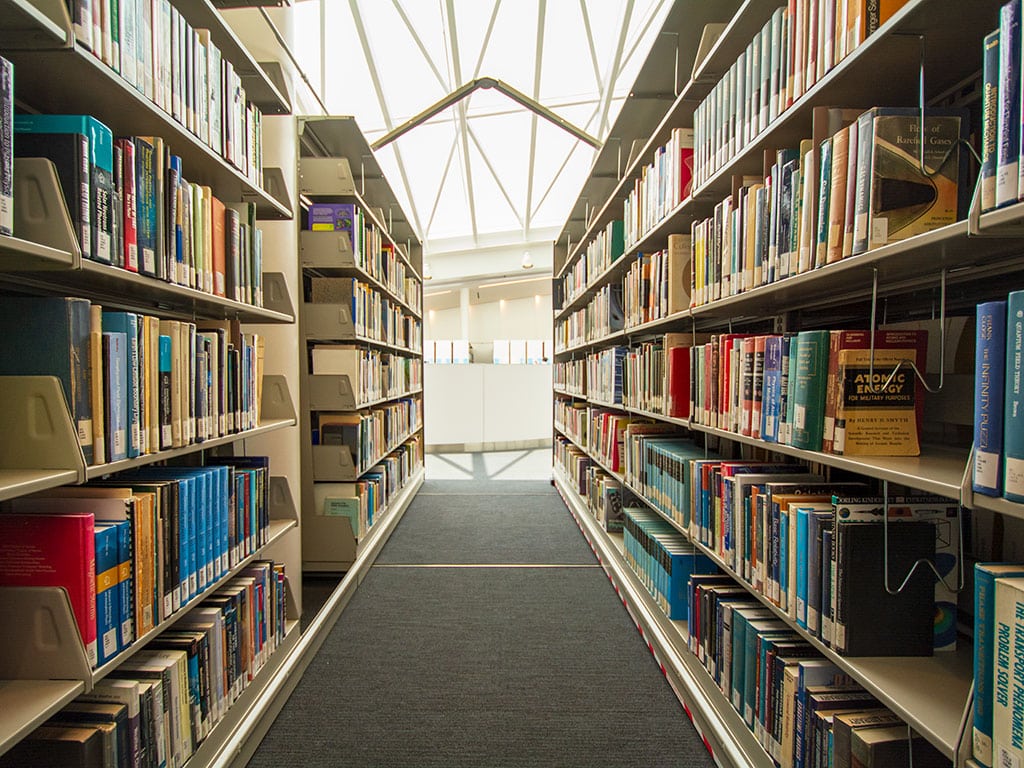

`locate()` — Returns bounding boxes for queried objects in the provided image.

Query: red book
[680,145,695,201]
[0,513,97,667]
[116,138,139,273]
[666,345,692,418]
[211,196,226,298]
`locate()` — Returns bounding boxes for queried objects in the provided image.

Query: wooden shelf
[0,680,85,759]
[5,45,292,221]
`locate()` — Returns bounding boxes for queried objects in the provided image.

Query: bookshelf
[295,116,425,573]
[552,1,1022,766]
[0,1,304,764]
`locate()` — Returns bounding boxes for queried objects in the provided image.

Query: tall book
[0,296,94,464]
[825,124,851,263]
[134,136,158,276]
[102,331,128,462]
[103,312,142,459]
[790,329,830,451]
[1006,290,1024,502]
[0,57,11,236]
[833,347,921,456]
[982,29,1000,213]
[0,513,97,668]
[997,0,1021,207]
[974,564,1024,768]
[993,577,1024,767]
[975,301,1007,496]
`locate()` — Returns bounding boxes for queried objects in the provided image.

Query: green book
[791,330,830,451]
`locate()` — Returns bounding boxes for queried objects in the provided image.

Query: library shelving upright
[295,116,425,573]
[551,1,1024,767]
[0,0,302,764]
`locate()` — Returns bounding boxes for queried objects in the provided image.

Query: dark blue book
[134,136,158,277]
[1006,290,1024,502]
[170,155,184,284]
[94,523,120,665]
[109,520,133,652]
[102,331,128,462]
[761,335,784,442]
[998,0,1021,207]
[982,29,1001,212]
[102,312,141,458]
[975,300,1007,495]
[13,114,114,263]
[0,296,93,464]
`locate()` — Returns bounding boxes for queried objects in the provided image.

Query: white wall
[425,364,552,449]
[426,294,553,341]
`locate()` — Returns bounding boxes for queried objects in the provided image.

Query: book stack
[584,219,626,286]
[585,345,626,404]
[622,233,691,327]
[310,345,423,405]
[554,435,594,496]
[557,250,590,309]
[685,328,927,456]
[313,397,422,472]
[14,114,265,303]
[622,506,716,620]
[620,332,706,417]
[622,128,694,245]
[554,282,625,352]
[554,398,588,446]
[689,105,968,307]
[0,297,264,466]
[623,434,712,532]
[0,558,287,768]
[553,358,586,396]
[313,437,423,540]
[66,0,264,184]
[585,467,624,532]
[972,292,1024,503]
[587,407,641,475]
[692,3,911,191]
[0,457,275,670]
[979,2,1024,213]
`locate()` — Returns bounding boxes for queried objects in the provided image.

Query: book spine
[90,304,106,465]
[975,301,1008,495]
[95,524,120,665]
[1006,290,1024,502]
[976,566,1024,767]
[120,139,139,272]
[993,578,1024,766]
[159,334,172,449]
[0,57,11,237]
[814,138,832,269]
[998,0,1021,207]
[983,30,1001,213]
[136,139,157,276]
[851,110,874,254]
[102,331,127,463]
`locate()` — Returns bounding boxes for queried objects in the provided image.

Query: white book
[993,576,1024,767]
[170,6,181,122]
[141,0,153,99]
[120,0,136,86]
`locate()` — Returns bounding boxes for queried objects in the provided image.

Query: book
[833,347,920,456]
[850,723,948,767]
[0,296,94,464]
[102,331,128,462]
[0,725,104,768]
[0,513,97,668]
[982,29,1001,213]
[0,57,11,236]
[79,680,143,768]
[975,564,1024,767]
[831,709,903,768]
[1005,290,1024,502]
[13,114,114,264]
[93,523,121,665]
[790,329,830,451]
[826,124,850,263]
[976,301,1008,496]
[102,312,141,458]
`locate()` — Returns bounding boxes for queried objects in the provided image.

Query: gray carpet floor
[248,475,715,768]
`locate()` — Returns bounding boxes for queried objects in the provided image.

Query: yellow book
[834,347,919,456]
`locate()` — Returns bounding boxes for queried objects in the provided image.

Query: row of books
[584,346,626,405]
[688,575,948,767]
[0,456,275,669]
[972,293,1024,502]
[623,430,959,655]
[312,397,423,471]
[307,203,421,314]
[0,560,287,768]
[309,344,423,405]
[12,111,265,305]
[0,297,264,467]
[981,2,1024,213]
[621,333,696,417]
[621,506,715,620]
[692,2,910,189]
[585,466,625,533]
[313,438,423,541]
[553,283,623,352]
[690,105,968,308]
[553,358,585,396]
[306,277,422,353]
[622,128,695,247]
[69,0,264,183]
[553,398,588,448]
[621,233,691,328]
[556,220,624,308]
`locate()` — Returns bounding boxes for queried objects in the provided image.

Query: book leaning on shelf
[1,57,12,237]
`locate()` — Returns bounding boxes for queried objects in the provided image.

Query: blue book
[95,523,120,665]
[102,312,141,458]
[975,300,1007,495]
[743,621,787,727]
[761,335,784,442]
[13,113,114,263]
[794,659,848,768]
[1005,290,1024,502]
[134,136,158,277]
[805,509,833,636]
[102,332,128,462]
[159,335,172,449]
[997,0,1021,207]
[170,155,185,283]
[730,606,772,712]
[982,29,1001,212]
[109,520,133,650]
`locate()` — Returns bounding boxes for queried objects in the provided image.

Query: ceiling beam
[577,0,602,92]
[444,0,479,244]
[347,0,425,237]
[472,0,502,78]
[524,0,546,233]
[427,133,460,233]
[530,101,601,220]
[596,0,635,136]
[467,128,523,228]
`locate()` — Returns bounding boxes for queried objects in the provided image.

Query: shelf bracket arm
[881,479,966,595]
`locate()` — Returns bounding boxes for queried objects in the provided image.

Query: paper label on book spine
[977,449,1001,489]
[870,217,888,246]
[1007,457,1024,497]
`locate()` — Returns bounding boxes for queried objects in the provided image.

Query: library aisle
[246,451,715,767]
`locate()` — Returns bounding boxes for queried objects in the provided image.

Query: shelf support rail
[866,267,947,395]
[881,479,966,596]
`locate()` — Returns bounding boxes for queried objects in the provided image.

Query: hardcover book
[982,29,1000,212]
[975,301,1007,495]
[833,347,920,456]
[0,57,11,236]
[790,329,830,451]
[1005,290,1024,502]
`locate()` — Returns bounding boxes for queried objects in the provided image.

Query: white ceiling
[291,0,671,256]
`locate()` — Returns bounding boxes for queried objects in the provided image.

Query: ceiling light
[426,290,452,297]
[477,276,550,290]
[522,251,534,269]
